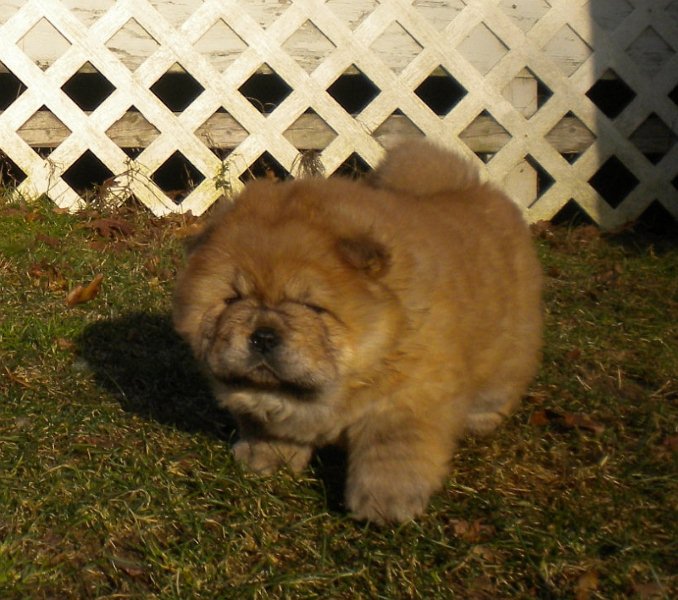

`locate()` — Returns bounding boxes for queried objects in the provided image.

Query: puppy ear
[337,235,390,277]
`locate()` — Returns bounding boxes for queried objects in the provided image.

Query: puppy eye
[304,302,327,314]
[224,293,242,306]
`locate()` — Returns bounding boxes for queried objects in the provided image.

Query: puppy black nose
[249,326,280,355]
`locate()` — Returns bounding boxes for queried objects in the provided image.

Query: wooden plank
[9,109,671,155]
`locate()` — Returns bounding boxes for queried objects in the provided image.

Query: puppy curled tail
[370,139,480,197]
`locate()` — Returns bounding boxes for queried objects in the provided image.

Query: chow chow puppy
[173,140,542,524]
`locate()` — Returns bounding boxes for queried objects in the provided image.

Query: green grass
[1,195,676,599]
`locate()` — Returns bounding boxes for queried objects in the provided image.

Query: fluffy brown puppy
[173,140,542,524]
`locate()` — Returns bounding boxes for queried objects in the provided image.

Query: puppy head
[173,183,400,410]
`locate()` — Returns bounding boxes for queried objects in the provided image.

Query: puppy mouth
[220,364,318,399]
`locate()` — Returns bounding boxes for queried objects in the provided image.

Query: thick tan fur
[173,139,542,523]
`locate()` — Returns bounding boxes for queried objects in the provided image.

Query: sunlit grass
[1,194,676,599]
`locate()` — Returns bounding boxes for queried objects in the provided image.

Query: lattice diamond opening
[0,67,26,110]
[551,199,595,226]
[669,1,678,27]
[629,114,677,165]
[460,111,510,162]
[18,107,71,157]
[586,70,636,119]
[240,152,288,183]
[670,83,678,106]
[458,23,508,75]
[626,27,673,77]
[283,21,335,74]
[194,19,248,72]
[327,68,380,114]
[373,112,424,146]
[333,153,371,179]
[61,63,116,111]
[106,19,159,72]
[635,201,678,233]
[151,151,205,205]
[0,151,27,186]
[18,18,71,70]
[502,68,552,119]
[284,110,337,150]
[293,150,325,178]
[415,69,467,115]
[370,22,423,74]
[62,150,114,198]
[499,0,550,32]
[524,155,554,201]
[239,67,292,114]
[413,0,464,32]
[151,65,205,112]
[588,157,639,209]
[545,112,596,163]
[326,0,378,30]
[589,0,633,31]
[196,110,248,158]
[106,107,160,158]
[543,25,592,76]
[240,0,291,29]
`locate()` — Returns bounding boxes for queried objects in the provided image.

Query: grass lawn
[0,194,676,599]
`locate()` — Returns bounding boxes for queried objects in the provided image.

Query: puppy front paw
[345,466,436,524]
[232,438,313,475]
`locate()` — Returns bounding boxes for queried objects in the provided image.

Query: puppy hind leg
[465,388,521,436]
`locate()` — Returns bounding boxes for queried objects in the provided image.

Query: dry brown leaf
[56,338,76,351]
[530,409,605,435]
[575,569,599,600]
[173,221,205,239]
[566,348,582,361]
[632,582,666,599]
[529,409,552,427]
[83,218,135,239]
[110,554,147,579]
[35,233,61,248]
[450,519,496,543]
[562,412,606,435]
[66,274,104,307]
[530,220,555,239]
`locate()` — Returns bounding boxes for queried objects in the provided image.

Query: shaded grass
[0,195,676,599]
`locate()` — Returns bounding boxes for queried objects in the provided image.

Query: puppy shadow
[312,445,349,514]
[77,312,236,440]
[77,312,350,511]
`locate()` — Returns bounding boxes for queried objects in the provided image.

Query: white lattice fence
[0,0,676,228]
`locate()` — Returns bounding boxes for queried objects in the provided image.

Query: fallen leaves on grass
[632,581,667,599]
[450,519,496,543]
[575,569,599,600]
[530,408,605,435]
[35,232,61,249]
[82,218,135,239]
[28,262,68,291]
[172,221,205,240]
[55,337,76,351]
[3,366,33,389]
[66,274,104,307]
